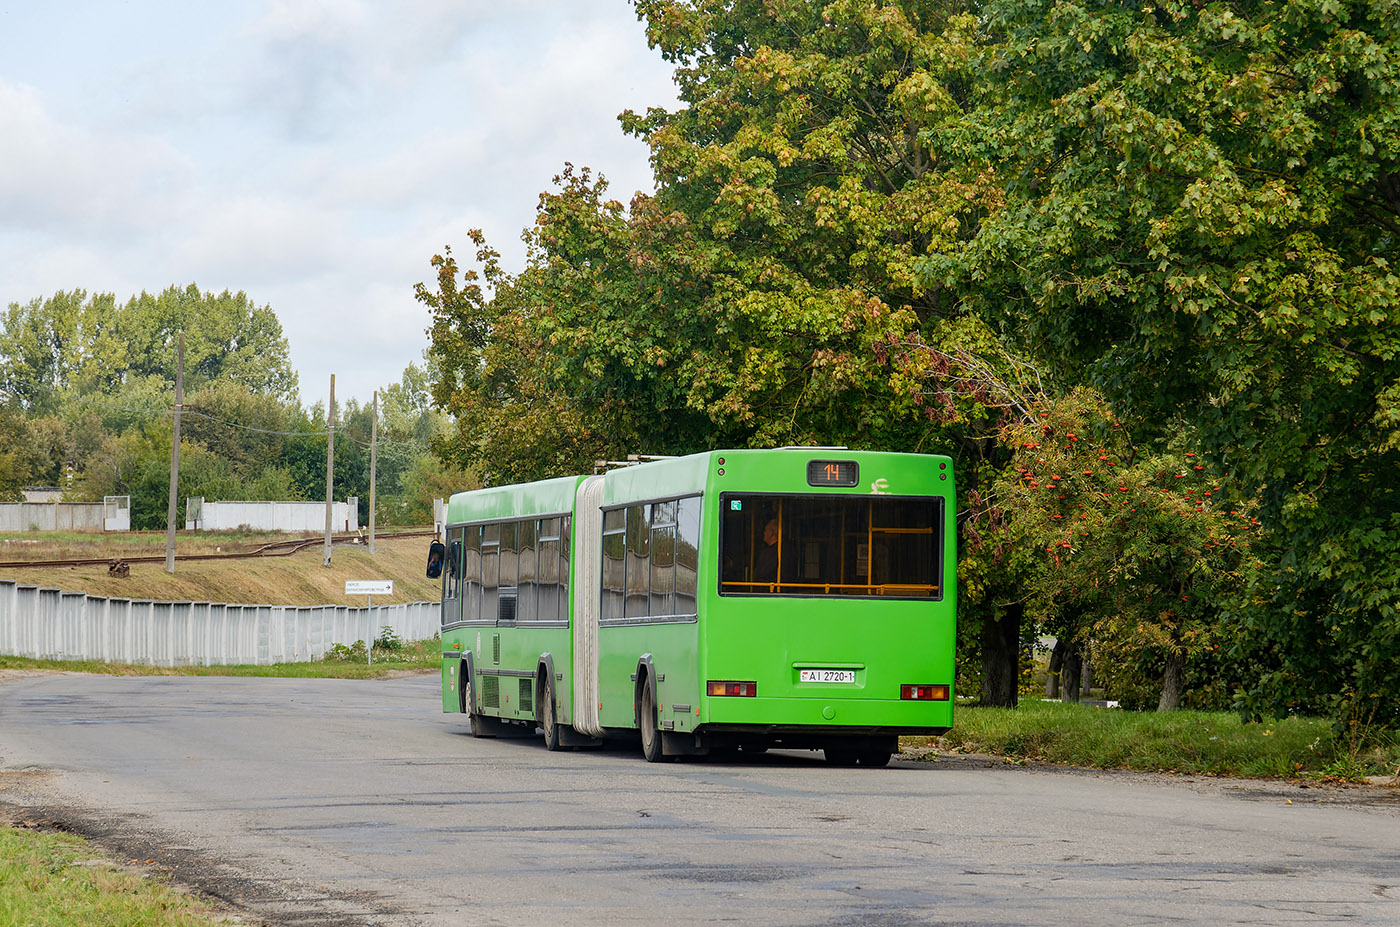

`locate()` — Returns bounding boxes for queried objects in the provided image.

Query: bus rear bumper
[693,723,949,753]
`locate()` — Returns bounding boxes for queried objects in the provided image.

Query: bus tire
[539,673,565,751]
[857,744,893,768]
[639,680,666,763]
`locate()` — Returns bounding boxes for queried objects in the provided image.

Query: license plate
[800,669,856,684]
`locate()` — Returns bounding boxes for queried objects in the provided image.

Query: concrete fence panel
[0,502,122,532]
[184,499,359,533]
[0,579,438,666]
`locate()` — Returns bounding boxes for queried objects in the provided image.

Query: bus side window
[463,525,482,621]
[624,504,651,619]
[518,519,537,622]
[602,508,625,620]
[676,497,700,614]
[442,530,463,627]
[650,501,676,618]
[482,523,500,621]
[559,515,571,608]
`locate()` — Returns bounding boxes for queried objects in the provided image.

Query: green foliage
[0,400,31,500]
[1,285,298,411]
[374,626,404,652]
[926,0,1400,728]
[323,640,368,663]
[423,3,1009,481]
[180,382,296,472]
[992,389,1261,706]
[384,453,476,526]
[414,0,1400,731]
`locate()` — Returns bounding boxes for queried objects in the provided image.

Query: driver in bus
[755,518,779,585]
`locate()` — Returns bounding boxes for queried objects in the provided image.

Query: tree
[0,291,90,414]
[73,425,240,529]
[423,2,1009,482]
[0,285,299,412]
[114,285,299,400]
[0,400,31,500]
[994,389,1259,710]
[933,0,1400,727]
[181,382,296,478]
[419,226,624,483]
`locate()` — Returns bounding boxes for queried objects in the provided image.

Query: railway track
[0,529,436,571]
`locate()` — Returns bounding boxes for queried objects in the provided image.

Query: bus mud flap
[557,726,602,748]
[662,731,709,757]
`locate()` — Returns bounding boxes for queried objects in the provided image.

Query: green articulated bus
[434,448,955,766]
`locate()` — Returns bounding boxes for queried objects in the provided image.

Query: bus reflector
[708,681,758,697]
[901,684,950,701]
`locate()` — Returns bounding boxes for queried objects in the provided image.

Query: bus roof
[446,475,587,524]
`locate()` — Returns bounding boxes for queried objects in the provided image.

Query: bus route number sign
[807,459,859,488]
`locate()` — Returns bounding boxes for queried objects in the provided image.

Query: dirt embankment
[0,534,441,607]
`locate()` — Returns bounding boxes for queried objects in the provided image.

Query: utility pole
[164,333,184,574]
[369,390,378,556]
[323,373,335,568]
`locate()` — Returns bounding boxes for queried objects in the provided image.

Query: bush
[323,640,367,663]
[374,626,404,652]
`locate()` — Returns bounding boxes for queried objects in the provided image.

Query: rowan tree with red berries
[994,389,1261,709]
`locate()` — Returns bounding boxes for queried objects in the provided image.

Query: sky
[0,1,679,409]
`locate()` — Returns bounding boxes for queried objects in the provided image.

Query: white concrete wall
[0,502,111,532]
[0,580,437,666]
[186,499,359,533]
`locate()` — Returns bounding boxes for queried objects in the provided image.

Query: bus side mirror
[426,540,445,579]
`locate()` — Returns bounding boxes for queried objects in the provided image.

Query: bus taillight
[900,684,949,701]
[708,681,758,697]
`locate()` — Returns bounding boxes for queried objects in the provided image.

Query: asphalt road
[0,671,1397,926]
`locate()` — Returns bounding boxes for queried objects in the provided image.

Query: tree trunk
[1060,646,1082,704]
[1158,651,1186,711]
[1045,639,1064,699]
[1080,657,1093,697]
[979,603,1022,708]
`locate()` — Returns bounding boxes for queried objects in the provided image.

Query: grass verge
[906,699,1400,781]
[0,824,228,927]
[0,636,439,679]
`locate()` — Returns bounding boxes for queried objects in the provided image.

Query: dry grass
[0,533,440,607]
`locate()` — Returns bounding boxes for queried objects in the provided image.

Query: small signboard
[346,580,393,596]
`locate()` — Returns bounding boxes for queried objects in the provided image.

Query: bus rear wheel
[539,674,565,751]
[639,681,666,763]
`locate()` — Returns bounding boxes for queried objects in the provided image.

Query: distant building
[21,486,62,503]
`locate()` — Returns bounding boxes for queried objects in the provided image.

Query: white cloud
[0,79,193,236]
[0,1,678,408]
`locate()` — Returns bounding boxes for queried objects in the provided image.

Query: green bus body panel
[441,449,957,741]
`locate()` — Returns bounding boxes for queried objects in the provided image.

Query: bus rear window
[720,495,942,599]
